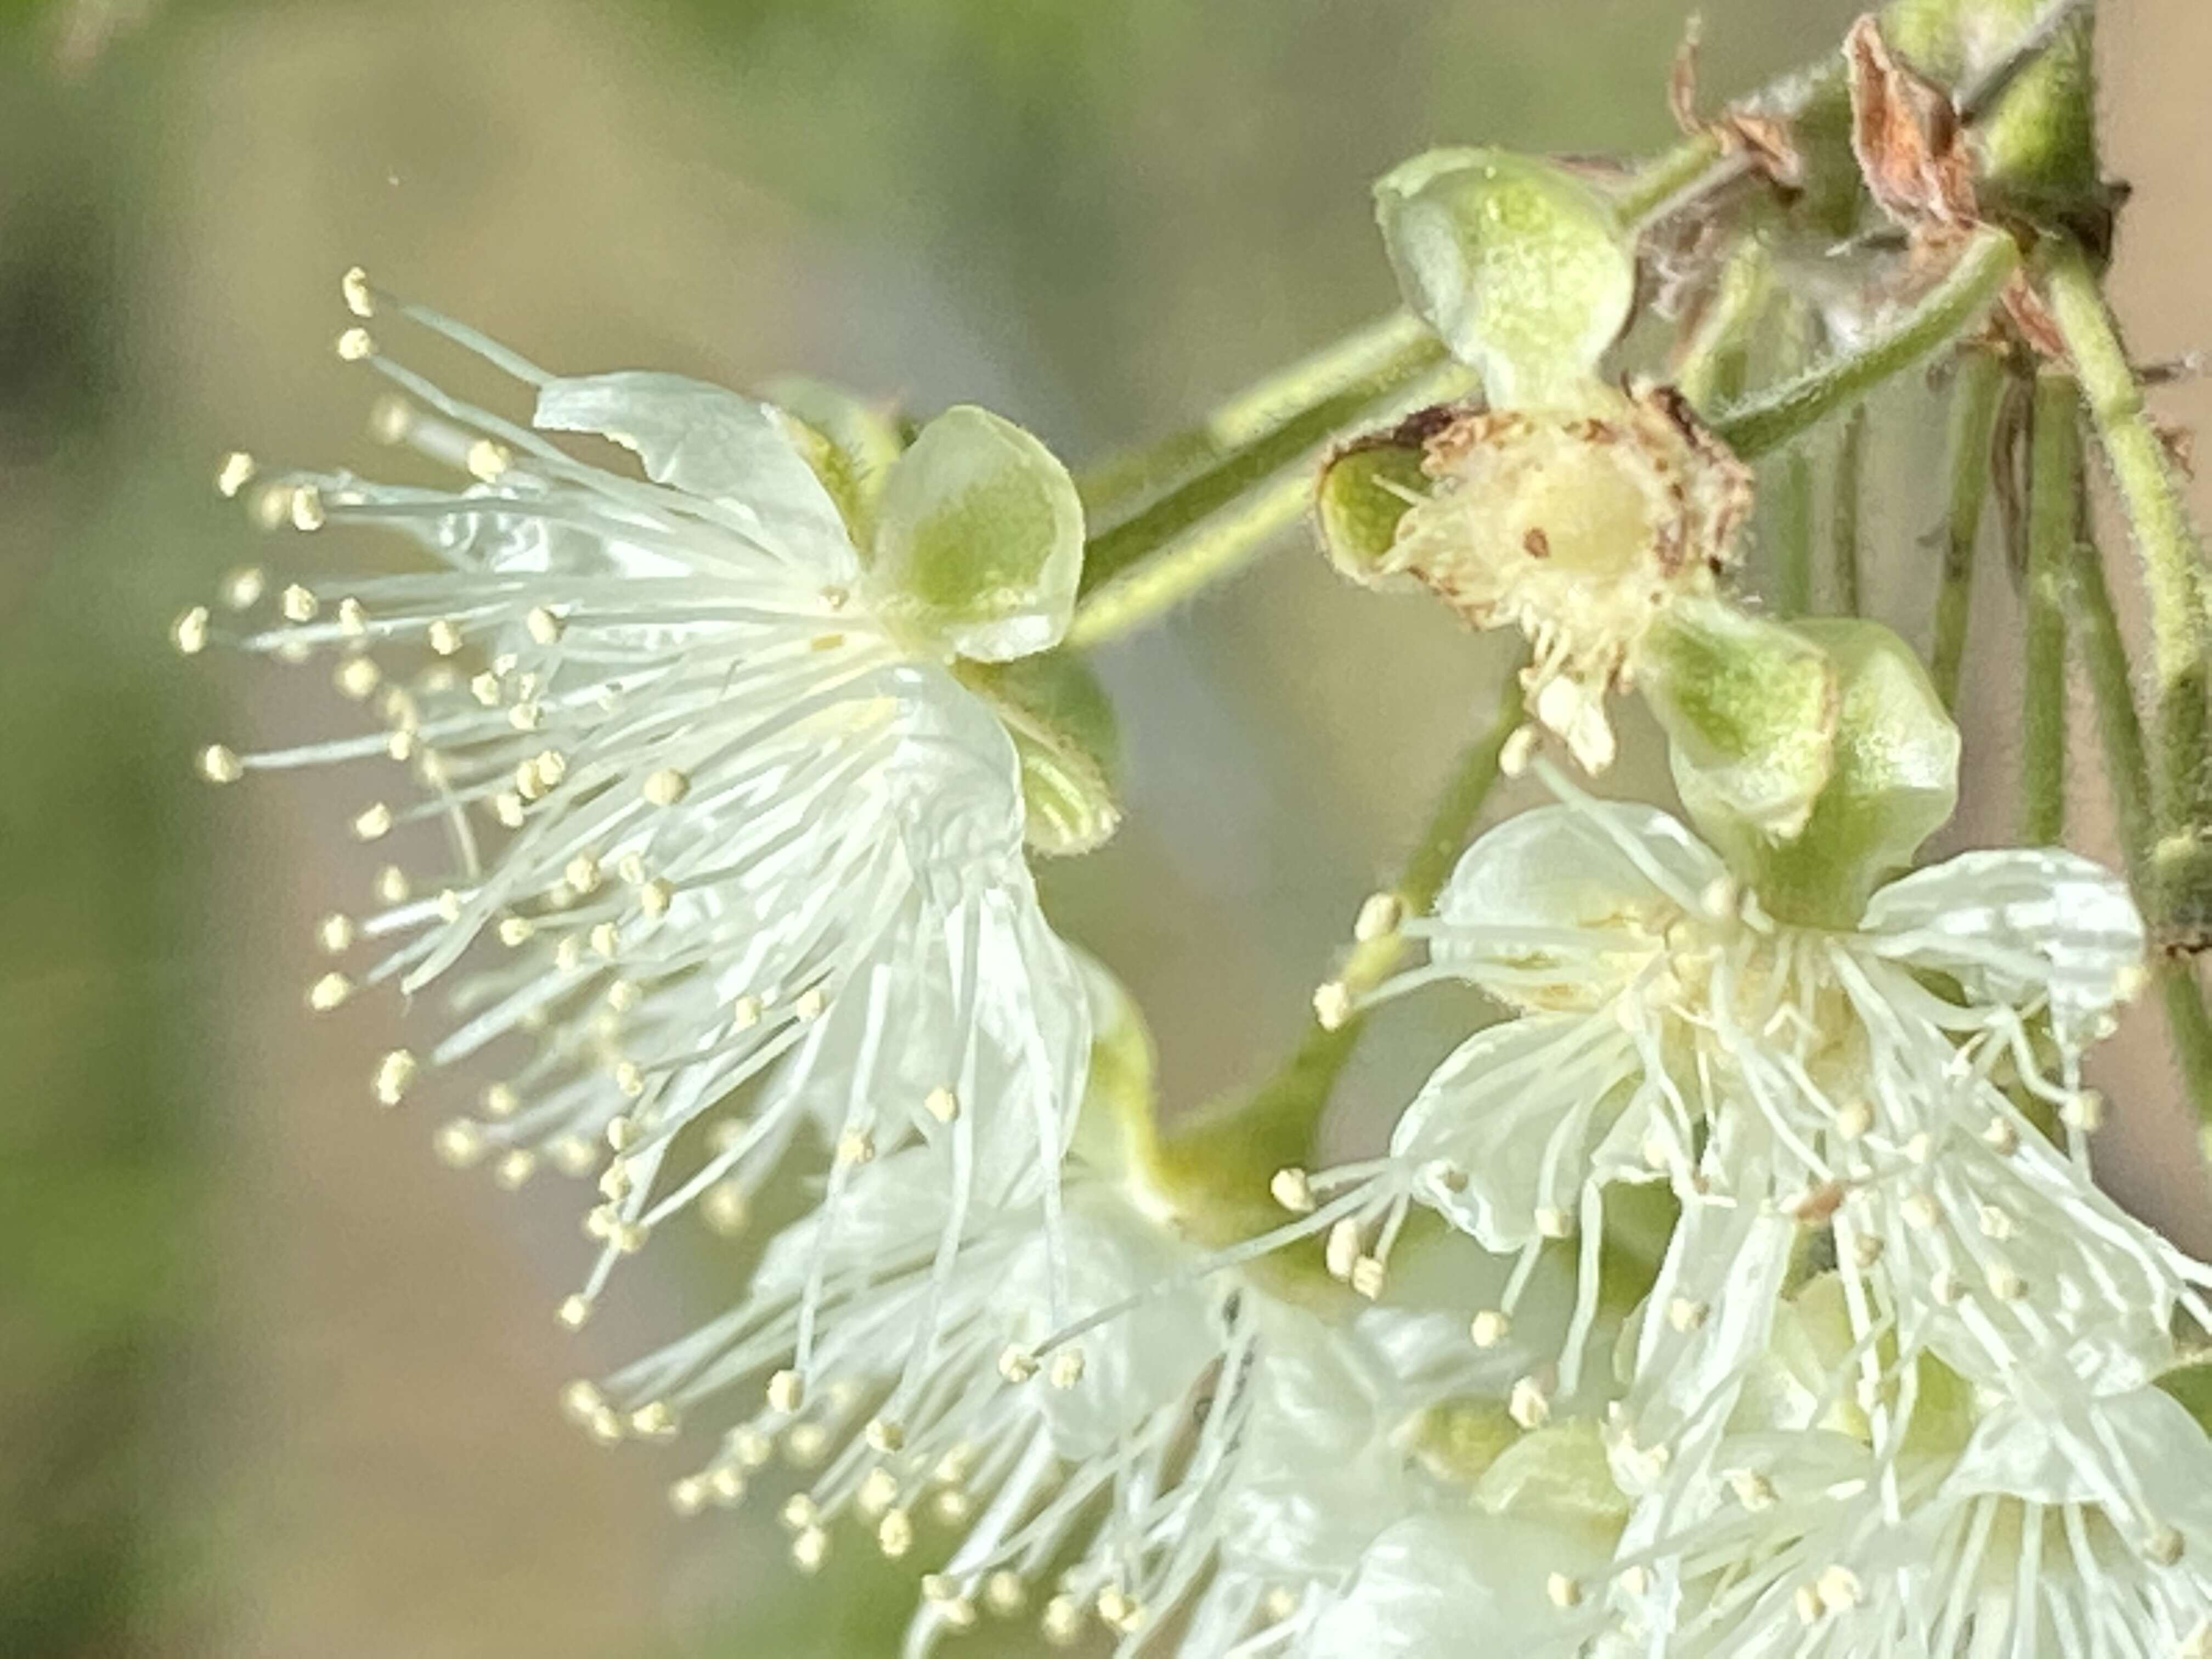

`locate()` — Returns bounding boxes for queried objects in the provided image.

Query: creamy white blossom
[1296,773,2208,1503]
[192,288,1090,1326]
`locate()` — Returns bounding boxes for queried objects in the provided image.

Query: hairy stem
[1832,405,1866,616]
[2068,524,2212,1118]
[1069,358,1473,648]
[2043,240,2212,929]
[2022,373,2076,845]
[1773,450,1816,617]
[1712,227,2020,460]
[1075,312,1432,521]
[1931,348,2008,710]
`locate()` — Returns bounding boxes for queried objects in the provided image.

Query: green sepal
[1064,950,1162,1182]
[2157,1352,2212,1437]
[956,652,1122,857]
[1373,148,1634,407]
[1314,430,1431,588]
[758,375,907,547]
[1641,597,1840,845]
[869,405,1086,663]
[1471,1418,1633,1534]
[1656,615,1959,929]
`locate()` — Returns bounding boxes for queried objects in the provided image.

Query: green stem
[1772,450,1816,618]
[1676,239,1771,413]
[1075,312,1432,520]
[2044,240,2212,927]
[1150,672,1528,1232]
[1069,358,1474,648]
[1931,348,2008,710]
[2022,372,2076,845]
[2069,523,2212,1118]
[1612,132,1728,227]
[1712,226,2020,460]
[1831,405,1866,616]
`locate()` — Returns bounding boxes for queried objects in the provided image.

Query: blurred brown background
[3,1,2207,1653]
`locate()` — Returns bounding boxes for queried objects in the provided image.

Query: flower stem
[1150,670,1528,1237]
[1772,449,1816,618]
[1831,405,1866,616]
[1931,347,2008,710]
[2042,240,2212,932]
[2022,371,2076,845]
[1068,356,1473,648]
[2068,521,2212,1118]
[1074,312,1434,521]
[1711,226,2020,460]
[1675,239,1771,413]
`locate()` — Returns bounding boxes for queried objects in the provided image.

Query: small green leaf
[869,405,1085,662]
[1374,148,1634,406]
[956,652,1122,857]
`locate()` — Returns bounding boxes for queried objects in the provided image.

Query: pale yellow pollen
[1048,1348,1086,1390]
[1324,1217,1362,1280]
[1470,1310,1510,1348]
[604,978,640,1012]
[933,1488,973,1526]
[1816,1565,1863,1613]
[1546,1573,1583,1609]
[780,1493,819,1531]
[290,484,326,532]
[794,986,829,1023]
[1353,890,1403,941]
[1793,1583,1824,1626]
[493,792,526,829]
[471,672,501,707]
[221,565,266,610]
[998,1345,1038,1384]
[1508,1375,1551,1429]
[1617,1565,1651,1597]
[638,878,672,919]
[1931,1269,1964,1306]
[526,606,563,645]
[668,1476,708,1517]
[494,1150,536,1190]
[2063,1089,2107,1133]
[731,994,762,1030]
[373,1048,417,1106]
[790,1527,828,1574]
[315,913,356,955]
[216,450,257,498]
[369,394,413,444]
[615,851,650,885]
[1902,1190,1941,1229]
[590,922,621,957]
[496,915,535,948]
[565,853,601,895]
[1904,1131,1934,1165]
[785,1423,830,1465]
[1312,980,1353,1031]
[433,1120,485,1167]
[307,970,353,1012]
[629,1401,678,1440]
[1985,1263,2026,1301]
[351,802,394,841]
[702,1181,748,1236]
[374,864,410,905]
[1853,1232,1884,1267]
[613,1060,645,1098]
[731,1428,775,1469]
[984,1571,1025,1616]
[1270,1167,1316,1214]
[707,1465,746,1505]
[922,1085,960,1124]
[1534,1206,1575,1239]
[1499,724,1539,777]
[335,326,375,362]
[1728,1469,1776,1510]
[836,1129,876,1166]
[557,1295,595,1332]
[1041,1594,1084,1647]
[596,1161,633,1201]
[766,1369,805,1414]
[465,438,511,482]
[1833,1099,1874,1140]
[172,605,211,655]
[610,1220,648,1254]
[642,768,690,806]
[435,889,464,924]
[1981,1115,2021,1155]
[1977,1203,2014,1240]
[1667,1296,1709,1333]
[876,1509,914,1559]
[198,743,244,784]
[341,265,374,318]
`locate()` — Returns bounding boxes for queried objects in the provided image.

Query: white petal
[534,371,860,580]
[1305,1513,1604,1658]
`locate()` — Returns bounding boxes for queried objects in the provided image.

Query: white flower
[194,295,1090,1324]
[574,1135,1522,1656]
[1640,1377,2212,1657]
[1300,774,2205,1489]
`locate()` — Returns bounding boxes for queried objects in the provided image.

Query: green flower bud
[1663,617,1959,928]
[1470,1418,1632,1534]
[1641,597,1839,844]
[956,652,1122,857]
[758,376,906,546]
[1374,148,1635,406]
[867,405,1085,662]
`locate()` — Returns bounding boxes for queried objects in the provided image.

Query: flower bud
[1351,384,1752,772]
[1373,148,1635,407]
[1665,618,1959,928]
[1313,417,1443,589]
[868,405,1085,662]
[759,376,906,546]
[957,652,1122,857]
[1640,597,1838,843]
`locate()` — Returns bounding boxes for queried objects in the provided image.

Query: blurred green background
[4,0,2210,1653]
